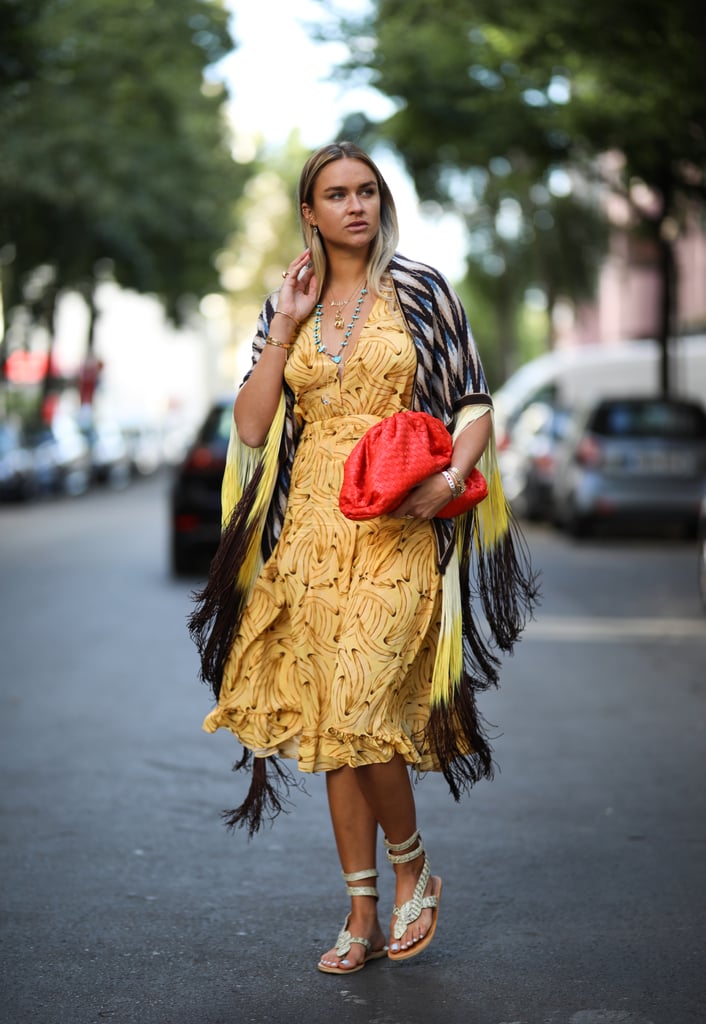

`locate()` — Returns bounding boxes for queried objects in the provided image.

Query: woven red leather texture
[339,410,487,520]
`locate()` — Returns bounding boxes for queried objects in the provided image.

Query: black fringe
[423,506,539,800]
[187,463,265,700]
[473,504,541,652]
[424,677,495,800]
[221,752,303,838]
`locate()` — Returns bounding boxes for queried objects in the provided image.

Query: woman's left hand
[392,413,491,521]
[391,473,456,520]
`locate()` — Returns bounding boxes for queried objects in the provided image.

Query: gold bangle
[447,465,466,492]
[265,336,292,350]
[274,310,300,329]
[441,468,465,497]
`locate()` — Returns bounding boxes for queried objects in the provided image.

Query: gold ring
[282,270,289,279]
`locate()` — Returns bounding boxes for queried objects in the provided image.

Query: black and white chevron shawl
[189,253,539,835]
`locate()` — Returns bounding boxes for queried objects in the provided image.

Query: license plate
[632,451,696,474]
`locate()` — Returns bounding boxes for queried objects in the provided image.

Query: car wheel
[523,483,544,521]
[171,537,196,577]
[565,496,593,538]
[569,514,594,538]
[698,532,706,610]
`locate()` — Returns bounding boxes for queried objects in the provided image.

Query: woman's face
[302,158,381,254]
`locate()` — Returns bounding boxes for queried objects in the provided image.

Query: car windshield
[198,404,232,445]
[590,401,706,440]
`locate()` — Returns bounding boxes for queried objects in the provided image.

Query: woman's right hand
[277,249,318,324]
[234,250,318,447]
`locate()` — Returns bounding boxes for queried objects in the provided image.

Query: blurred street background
[2,1,706,1022]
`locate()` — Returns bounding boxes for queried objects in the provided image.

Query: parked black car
[552,396,706,537]
[0,422,36,501]
[170,400,232,576]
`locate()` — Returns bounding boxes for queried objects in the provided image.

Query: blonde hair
[298,141,399,298]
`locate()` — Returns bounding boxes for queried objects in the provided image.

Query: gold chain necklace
[327,279,367,329]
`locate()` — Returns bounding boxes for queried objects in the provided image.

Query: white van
[493,334,706,437]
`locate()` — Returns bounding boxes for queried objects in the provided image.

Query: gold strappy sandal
[317,869,388,975]
[385,830,442,962]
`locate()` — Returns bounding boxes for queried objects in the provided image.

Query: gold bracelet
[265,336,292,350]
[446,465,466,493]
[273,310,300,329]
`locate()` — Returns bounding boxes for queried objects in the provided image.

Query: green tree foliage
[330,0,705,387]
[0,0,246,374]
[216,133,313,378]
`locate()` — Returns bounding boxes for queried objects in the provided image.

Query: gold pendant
[334,310,344,329]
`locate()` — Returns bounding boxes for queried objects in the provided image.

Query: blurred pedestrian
[189,141,537,973]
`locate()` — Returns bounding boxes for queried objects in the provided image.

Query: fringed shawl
[188,253,539,835]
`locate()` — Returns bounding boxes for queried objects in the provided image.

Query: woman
[189,142,537,974]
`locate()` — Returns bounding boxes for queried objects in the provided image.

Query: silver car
[552,396,706,537]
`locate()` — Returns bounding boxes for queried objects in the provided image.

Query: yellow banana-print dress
[203,296,443,773]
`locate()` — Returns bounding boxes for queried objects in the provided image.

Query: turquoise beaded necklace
[314,285,368,365]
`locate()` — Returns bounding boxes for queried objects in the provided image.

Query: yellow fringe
[430,546,463,707]
[220,392,287,596]
[430,405,511,707]
[451,405,509,549]
[476,426,509,548]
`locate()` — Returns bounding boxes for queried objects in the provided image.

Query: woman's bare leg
[355,755,436,955]
[318,765,386,971]
[322,755,435,962]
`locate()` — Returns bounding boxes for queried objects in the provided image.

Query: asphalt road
[1,476,705,1024]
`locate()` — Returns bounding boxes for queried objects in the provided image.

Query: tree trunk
[78,282,102,411]
[654,170,676,397]
[545,283,557,350]
[656,230,676,397]
[496,293,516,383]
[39,286,59,421]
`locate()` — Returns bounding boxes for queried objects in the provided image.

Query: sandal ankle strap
[347,885,379,898]
[383,829,419,854]
[384,830,424,865]
[342,869,379,882]
[342,867,379,900]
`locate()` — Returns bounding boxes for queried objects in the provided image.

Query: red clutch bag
[339,410,488,520]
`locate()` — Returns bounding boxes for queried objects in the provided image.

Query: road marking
[525,615,706,641]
